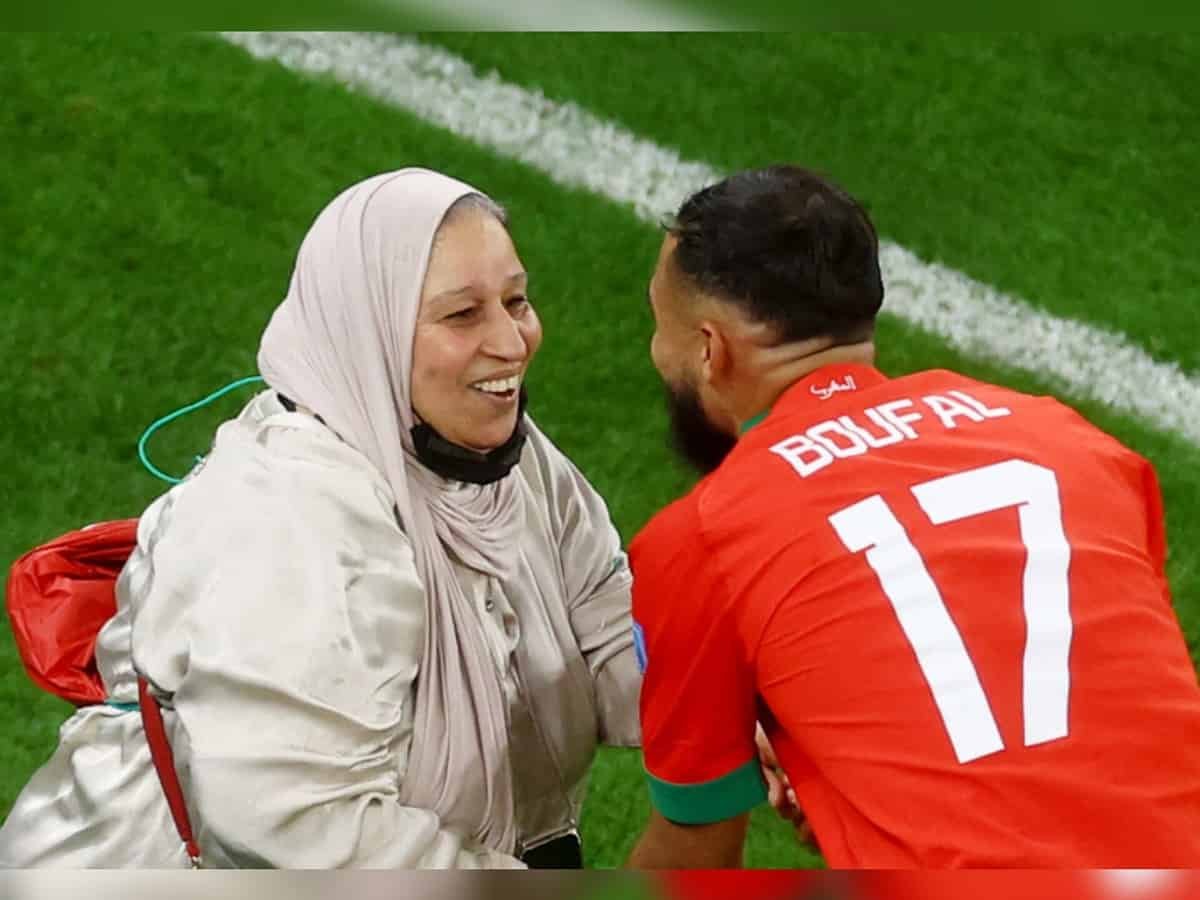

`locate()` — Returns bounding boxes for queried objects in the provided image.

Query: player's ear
[698,319,731,387]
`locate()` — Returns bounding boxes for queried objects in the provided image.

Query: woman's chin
[458,419,518,454]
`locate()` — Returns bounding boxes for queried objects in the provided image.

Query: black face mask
[410,387,529,485]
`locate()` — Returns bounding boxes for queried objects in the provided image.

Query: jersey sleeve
[630,493,766,825]
[1139,454,1169,578]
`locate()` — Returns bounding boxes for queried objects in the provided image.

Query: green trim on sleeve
[645,757,768,824]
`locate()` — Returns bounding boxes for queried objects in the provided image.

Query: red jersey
[657,872,1200,900]
[856,872,1200,900]
[631,363,1200,867]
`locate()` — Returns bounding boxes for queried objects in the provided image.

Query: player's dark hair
[665,165,884,344]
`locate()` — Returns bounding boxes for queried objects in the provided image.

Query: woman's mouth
[470,374,521,403]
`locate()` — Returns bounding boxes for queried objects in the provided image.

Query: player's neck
[732,342,876,428]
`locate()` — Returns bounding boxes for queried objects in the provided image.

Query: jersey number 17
[829,458,1072,764]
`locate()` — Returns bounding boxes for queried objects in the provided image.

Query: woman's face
[412,209,542,451]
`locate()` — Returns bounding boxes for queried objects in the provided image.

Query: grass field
[1,33,1196,868]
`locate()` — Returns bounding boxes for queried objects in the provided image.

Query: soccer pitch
[1,33,1196,868]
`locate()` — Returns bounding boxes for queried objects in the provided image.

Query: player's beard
[663,377,737,476]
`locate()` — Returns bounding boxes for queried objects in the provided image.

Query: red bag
[6,517,202,865]
[6,519,138,706]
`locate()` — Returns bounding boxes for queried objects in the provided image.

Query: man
[626,165,1200,868]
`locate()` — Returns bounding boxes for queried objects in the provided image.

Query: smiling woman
[0,169,641,869]
[412,195,542,456]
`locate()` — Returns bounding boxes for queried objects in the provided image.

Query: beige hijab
[257,169,522,853]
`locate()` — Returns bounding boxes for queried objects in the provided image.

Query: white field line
[220,31,1200,447]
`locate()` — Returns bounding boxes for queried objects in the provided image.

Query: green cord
[136,376,266,484]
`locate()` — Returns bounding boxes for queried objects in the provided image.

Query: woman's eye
[446,307,476,320]
[506,295,530,311]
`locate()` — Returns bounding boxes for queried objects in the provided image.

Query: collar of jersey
[738,410,769,435]
[738,363,888,436]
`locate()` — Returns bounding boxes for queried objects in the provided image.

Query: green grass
[0,32,1196,869]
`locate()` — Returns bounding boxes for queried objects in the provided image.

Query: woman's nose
[481,305,527,360]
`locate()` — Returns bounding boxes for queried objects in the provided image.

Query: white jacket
[0,392,641,868]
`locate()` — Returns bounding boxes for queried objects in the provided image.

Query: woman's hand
[755,724,815,845]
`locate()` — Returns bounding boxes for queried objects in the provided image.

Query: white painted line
[220,31,1200,447]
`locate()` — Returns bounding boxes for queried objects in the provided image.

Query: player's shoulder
[904,370,1143,456]
[630,486,704,564]
[893,367,1025,402]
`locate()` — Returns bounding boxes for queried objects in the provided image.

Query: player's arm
[629,808,750,869]
[1139,455,1169,580]
[624,496,766,870]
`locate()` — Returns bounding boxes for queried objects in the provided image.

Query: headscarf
[257,169,522,852]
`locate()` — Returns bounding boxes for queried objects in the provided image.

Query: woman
[0,169,641,868]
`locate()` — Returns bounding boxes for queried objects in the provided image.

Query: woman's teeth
[471,375,521,394]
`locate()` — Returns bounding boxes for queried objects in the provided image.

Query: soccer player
[626,165,1200,868]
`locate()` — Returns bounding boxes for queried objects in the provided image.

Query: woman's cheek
[522,311,544,357]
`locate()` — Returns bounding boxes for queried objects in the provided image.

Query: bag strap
[137,677,202,868]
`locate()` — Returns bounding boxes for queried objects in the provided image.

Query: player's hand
[755,724,812,844]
